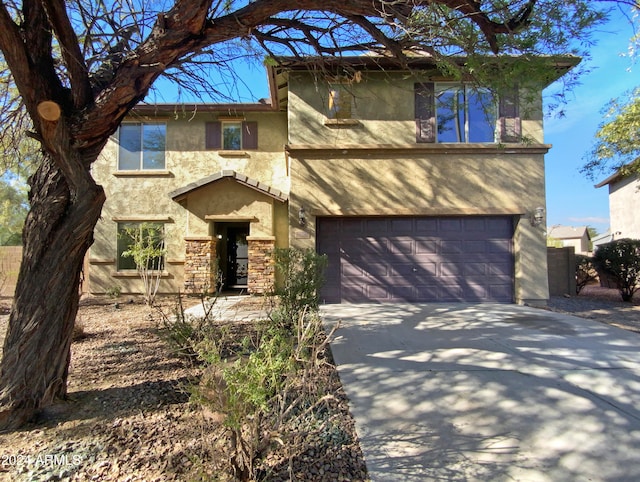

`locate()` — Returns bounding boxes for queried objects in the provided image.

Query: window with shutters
[223,122,242,150]
[205,120,258,151]
[415,83,520,144]
[118,122,166,170]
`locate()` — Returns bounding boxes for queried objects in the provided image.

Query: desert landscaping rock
[0,286,637,481]
[0,295,367,481]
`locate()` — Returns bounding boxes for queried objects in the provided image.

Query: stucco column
[247,236,275,294]
[514,216,549,305]
[184,236,216,295]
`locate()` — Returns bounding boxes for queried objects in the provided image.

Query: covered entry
[169,170,288,294]
[317,216,514,303]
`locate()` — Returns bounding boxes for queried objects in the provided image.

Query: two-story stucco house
[595,165,640,240]
[89,55,577,305]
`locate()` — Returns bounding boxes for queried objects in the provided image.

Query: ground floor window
[117,222,165,271]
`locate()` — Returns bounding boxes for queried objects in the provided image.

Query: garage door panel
[390,218,414,232]
[464,217,488,231]
[441,240,463,254]
[489,284,512,299]
[440,218,463,232]
[441,262,463,276]
[365,284,392,301]
[346,237,388,255]
[416,218,439,233]
[342,219,365,235]
[318,216,514,303]
[342,263,366,278]
[365,218,388,233]
[365,263,389,277]
[489,262,513,276]
[488,239,512,253]
[464,263,487,276]
[389,238,414,255]
[464,240,488,253]
[487,217,514,235]
[415,239,438,254]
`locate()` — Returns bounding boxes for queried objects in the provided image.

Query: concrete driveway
[320,303,640,481]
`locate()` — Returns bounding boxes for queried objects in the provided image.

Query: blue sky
[544,9,638,235]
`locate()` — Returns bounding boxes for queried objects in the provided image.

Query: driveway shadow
[322,303,640,481]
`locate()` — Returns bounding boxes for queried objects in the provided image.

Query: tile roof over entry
[169,170,288,202]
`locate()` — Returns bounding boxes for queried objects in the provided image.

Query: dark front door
[227,226,249,288]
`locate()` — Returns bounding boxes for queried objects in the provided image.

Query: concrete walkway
[321,303,640,481]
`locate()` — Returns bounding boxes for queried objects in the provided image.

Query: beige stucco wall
[286,70,549,304]
[609,175,640,239]
[288,148,549,304]
[560,237,590,255]
[287,71,544,146]
[89,110,288,294]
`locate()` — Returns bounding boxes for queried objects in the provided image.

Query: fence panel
[0,246,22,297]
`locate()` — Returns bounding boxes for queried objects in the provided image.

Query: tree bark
[0,155,105,430]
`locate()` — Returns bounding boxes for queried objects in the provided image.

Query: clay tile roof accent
[169,170,288,202]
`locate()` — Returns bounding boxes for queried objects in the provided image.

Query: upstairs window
[436,85,496,143]
[223,122,242,150]
[328,86,354,120]
[415,83,520,144]
[206,121,258,150]
[118,122,166,170]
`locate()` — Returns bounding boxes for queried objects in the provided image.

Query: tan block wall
[0,246,22,297]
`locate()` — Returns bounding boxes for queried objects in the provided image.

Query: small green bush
[158,248,337,480]
[272,247,328,328]
[105,285,122,298]
[575,255,598,295]
[593,238,640,302]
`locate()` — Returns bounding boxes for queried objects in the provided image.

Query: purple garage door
[317,216,514,303]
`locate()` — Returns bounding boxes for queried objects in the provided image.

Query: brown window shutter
[242,121,258,149]
[415,83,435,143]
[205,121,222,149]
[499,89,521,142]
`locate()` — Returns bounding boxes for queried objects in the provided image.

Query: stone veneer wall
[184,237,216,294]
[247,237,275,294]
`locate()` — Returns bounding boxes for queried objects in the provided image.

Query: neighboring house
[595,166,640,240]
[547,225,591,255]
[89,55,577,305]
[591,230,613,251]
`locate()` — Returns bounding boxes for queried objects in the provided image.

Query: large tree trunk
[0,155,105,431]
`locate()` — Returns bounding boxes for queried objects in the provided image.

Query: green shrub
[158,249,337,480]
[120,222,166,306]
[593,238,640,302]
[105,285,122,298]
[575,255,598,295]
[272,247,328,328]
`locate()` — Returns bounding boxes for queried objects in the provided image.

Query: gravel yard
[0,284,638,481]
[0,295,367,482]
[545,284,640,333]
